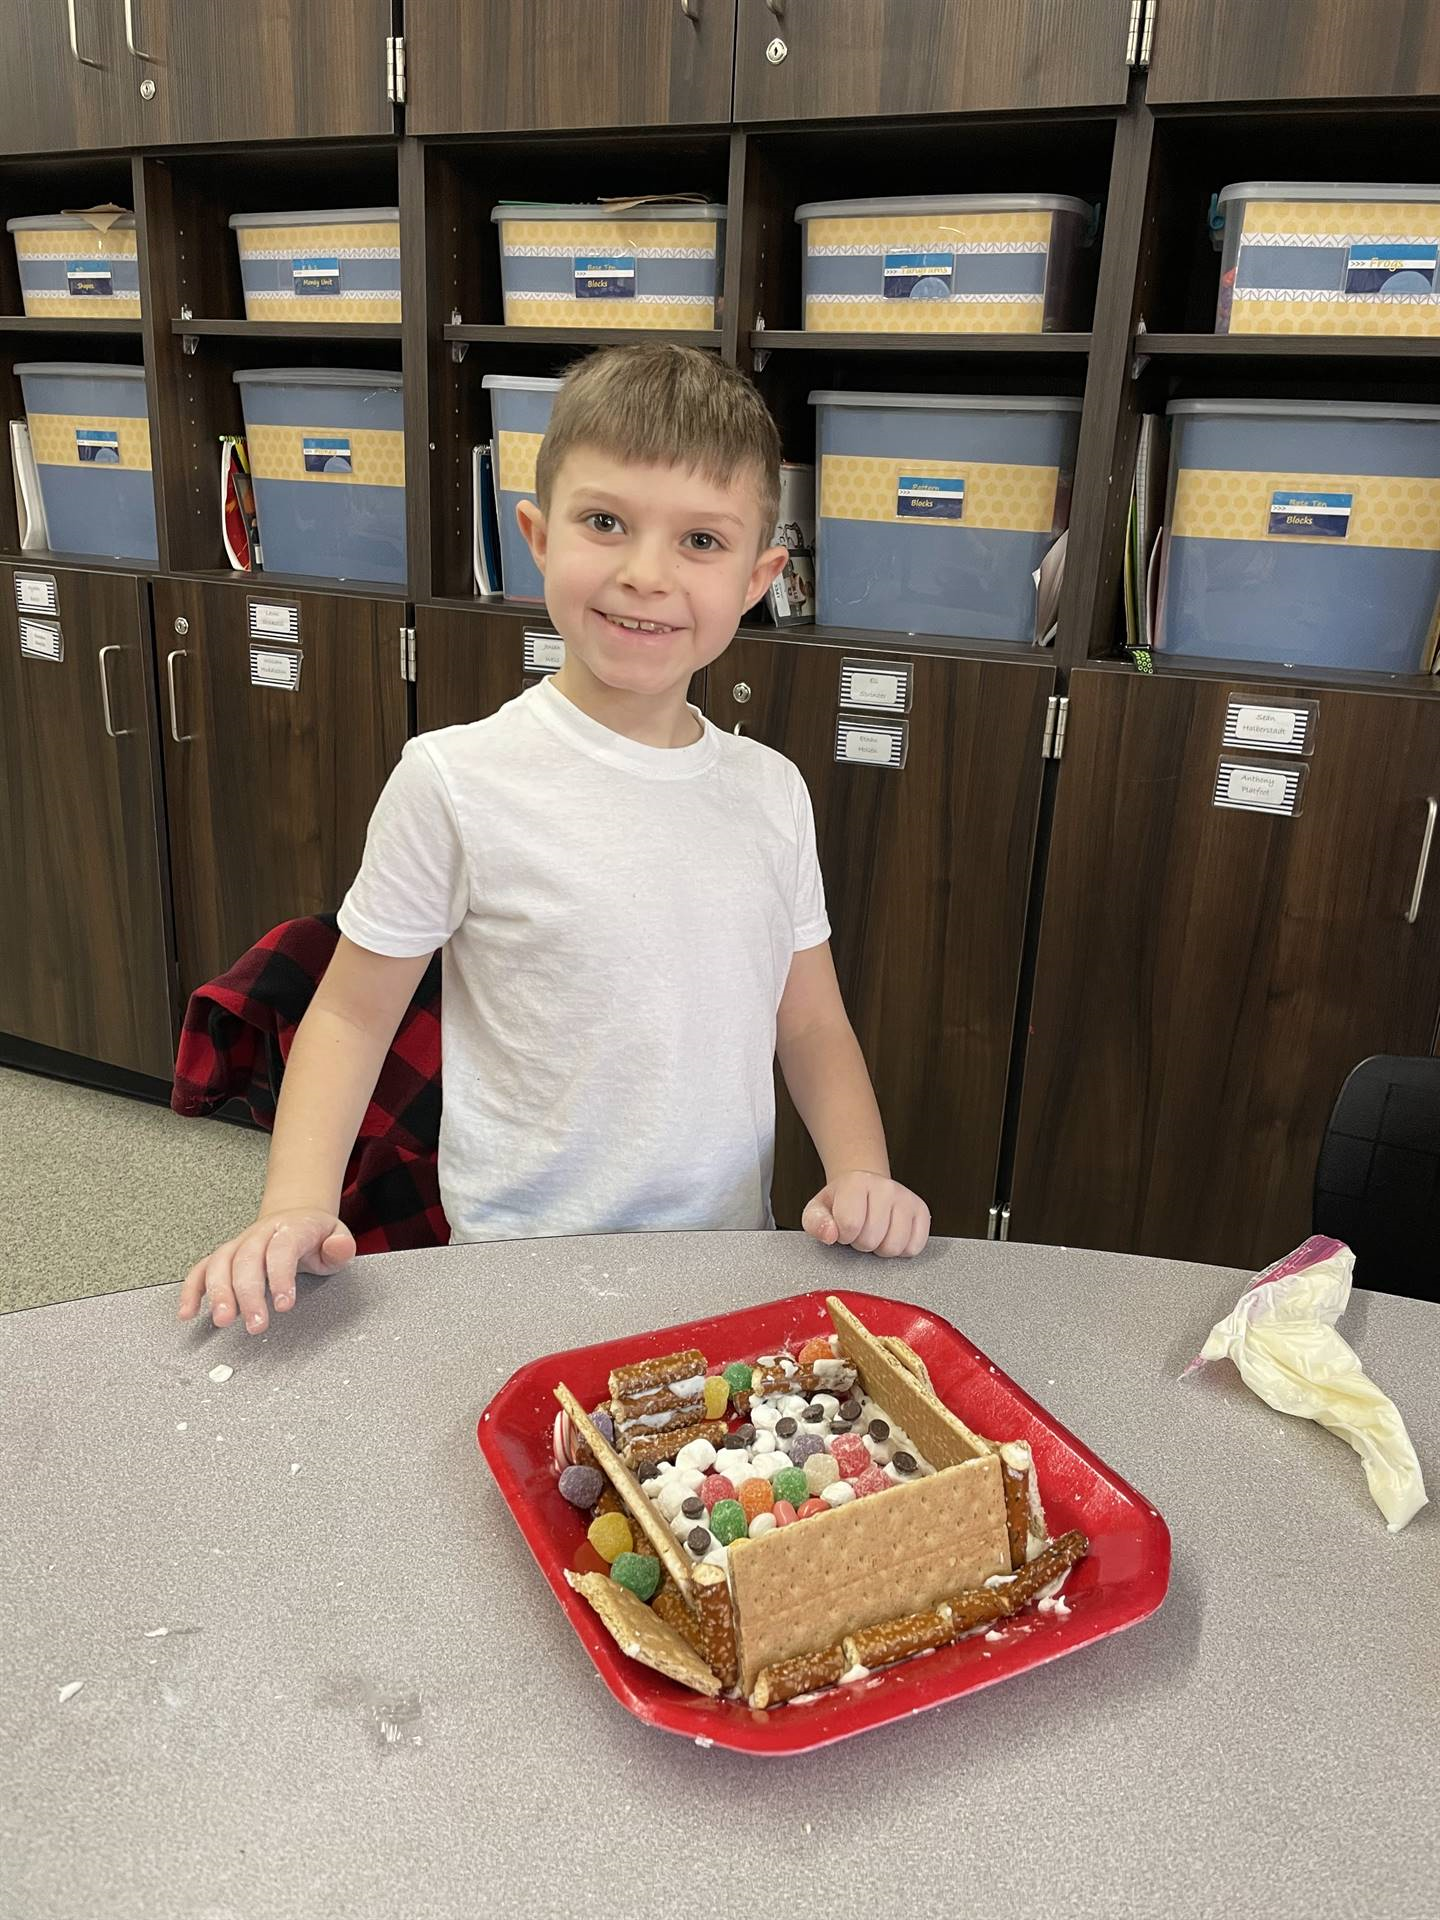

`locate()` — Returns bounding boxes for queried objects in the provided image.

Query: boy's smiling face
[516,448,787,700]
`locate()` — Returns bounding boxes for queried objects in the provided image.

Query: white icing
[839,1663,870,1685]
[813,1359,853,1384]
[777,1394,808,1418]
[984,1629,1005,1643]
[811,1394,840,1416]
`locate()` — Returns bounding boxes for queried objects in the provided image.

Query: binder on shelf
[10,419,48,552]
[220,435,259,572]
[758,462,816,626]
[1128,412,1170,654]
[473,443,503,596]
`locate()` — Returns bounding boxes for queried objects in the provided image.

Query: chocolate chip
[893,1450,917,1474]
[802,1404,826,1423]
[637,1461,660,1482]
[840,1398,862,1421]
[681,1496,705,1519]
[733,1424,756,1448]
[776,1417,798,1438]
[686,1528,713,1555]
[868,1418,891,1441]
[829,1420,852,1435]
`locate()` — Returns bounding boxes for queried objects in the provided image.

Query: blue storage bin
[1158,399,1440,672]
[809,390,1081,641]
[482,373,561,603]
[7,214,141,318]
[229,208,401,324]
[15,361,158,564]
[233,367,406,586]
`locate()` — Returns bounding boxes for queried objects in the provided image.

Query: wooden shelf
[748,330,1092,355]
[444,323,722,348]
[1136,332,1440,362]
[173,568,409,602]
[169,318,403,341]
[0,316,143,335]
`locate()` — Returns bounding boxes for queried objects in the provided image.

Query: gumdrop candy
[610,1552,661,1601]
[771,1500,799,1527]
[771,1466,808,1507]
[788,1434,825,1468]
[587,1512,633,1562]
[803,1452,840,1495]
[700,1473,736,1509]
[703,1376,731,1420]
[722,1361,754,1396]
[796,1498,828,1520]
[828,1434,870,1479]
[589,1408,616,1446]
[739,1478,775,1522]
[558,1463,604,1509]
[798,1336,833,1364]
[851,1465,890,1498]
[708,1499,748,1546]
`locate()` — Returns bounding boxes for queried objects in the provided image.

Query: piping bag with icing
[1185,1236,1428,1532]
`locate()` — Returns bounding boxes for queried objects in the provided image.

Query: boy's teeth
[609,615,672,632]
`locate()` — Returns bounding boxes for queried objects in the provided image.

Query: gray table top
[2,1233,1435,1920]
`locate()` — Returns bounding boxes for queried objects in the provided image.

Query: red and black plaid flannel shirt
[170,913,450,1254]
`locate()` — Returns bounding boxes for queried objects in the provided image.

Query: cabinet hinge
[987,1204,1000,1242]
[1042,694,1070,760]
[386,33,407,105]
[998,1203,1012,1243]
[400,625,416,682]
[1126,0,1154,69]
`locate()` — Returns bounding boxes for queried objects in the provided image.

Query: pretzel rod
[689,1563,738,1690]
[608,1349,706,1401]
[940,1583,1017,1635]
[940,1528,1089,1632]
[843,1608,951,1671]
[614,1395,707,1437]
[736,1357,857,1414]
[553,1382,693,1599]
[622,1416,728,1471]
[750,1642,846,1709]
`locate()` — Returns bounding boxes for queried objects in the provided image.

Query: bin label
[303,436,352,474]
[1268,488,1352,539]
[897,474,965,522]
[75,428,120,464]
[292,257,342,296]
[1344,244,1437,295]
[574,256,635,299]
[66,260,113,298]
[883,251,955,299]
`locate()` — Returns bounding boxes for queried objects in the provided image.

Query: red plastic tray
[478,1288,1171,1754]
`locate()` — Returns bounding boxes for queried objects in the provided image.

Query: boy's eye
[685,530,724,552]
[584,512,620,534]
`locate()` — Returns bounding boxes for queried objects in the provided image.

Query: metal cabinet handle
[123,0,160,60]
[67,0,104,67]
[165,648,194,743]
[766,0,785,14]
[678,0,701,18]
[1405,796,1438,924]
[97,645,133,739]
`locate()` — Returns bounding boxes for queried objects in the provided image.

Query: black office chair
[1313,1055,1440,1305]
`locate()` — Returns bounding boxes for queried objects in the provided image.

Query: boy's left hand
[802,1171,931,1258]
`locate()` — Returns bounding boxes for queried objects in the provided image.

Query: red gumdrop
[700,1473,736,1509]
[829,1435,869,1479]
[771,1500,799,1527]
[796,1498,828,1519]
[851,1465,890,1497]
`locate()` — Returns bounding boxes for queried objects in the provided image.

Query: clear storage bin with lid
[795,194,1092,335]
[1157,398,1440,672]
[490,202,725,331]
[810,390,1082,642]
[15,361,157,563]
[233,367,406,586]
[482,373,562,603]
[228,208,402,324]
[1214,182,1440,336]
[7,213,140,318]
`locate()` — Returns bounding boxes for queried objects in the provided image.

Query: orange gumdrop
[739,1477,775,1521]
[798,1336,833,1365]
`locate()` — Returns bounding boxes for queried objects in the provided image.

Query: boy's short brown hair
[534,343,782,545]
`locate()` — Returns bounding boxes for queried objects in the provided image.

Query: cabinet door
[416,605,545,733]
[1147,0,1440,103]
[1010,669,1440,1269]
[735,0,1132,120]
[153,582,408,1001]
[406,0,736,134]
[707,637,1054,1238]
[0,565,174,1078]
[117,0,394,143]
[0,0,136,153]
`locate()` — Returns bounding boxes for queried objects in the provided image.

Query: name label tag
[836,716,908,769]
[292,256,342,296]
[249,645,302,691]
[66,260,113,298]
[19,618,62,662]
[839,656,913,714]
[897,475,965,523]
[1213,757,1307,817]
[248,600,301,642]
[523,630,566,673]
[574,256,635,299]
[15,572,58,615]
[1268,488,1351,539]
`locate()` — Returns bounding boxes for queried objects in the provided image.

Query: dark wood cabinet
[1147,0,1440,104]
[153,581,408,1000]
[707,633,1055,1239]
[1010,668,1440,1270]
[734,0,1134,122]
[0,564,174,1078]
[415,604,547,733]
[406,0,737,134]
[0,0,136,154]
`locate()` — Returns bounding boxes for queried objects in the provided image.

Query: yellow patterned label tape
[26,412,152,471]
[245,424,405,487]
[819,454,1061,533]
[1171,468,1440,551]
[496,431,543,496]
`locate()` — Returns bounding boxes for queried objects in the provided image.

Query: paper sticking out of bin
[491,202,725,331]
[233,367,406,586]
[1215,182,1440,337]
[15,361,157,563]
[1157,398,1440,673]
[795,194,1091,335]
[7,211,141,318]
[810,390,1082,642]
[229,208,402,323]
[482,372,562,603]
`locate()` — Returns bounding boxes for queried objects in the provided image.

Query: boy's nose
[615,539,672,595]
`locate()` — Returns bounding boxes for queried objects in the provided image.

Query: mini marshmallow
[713,1448,751,1479]
[746,1452,787,1480]
[811,1393,840,1417]
[675,1439,716,1473]
[751,1430,778,1454]
[747,1512,777,1536]
[656,1482,691,1521]
[863,1434,894,1466]
[728,1462,763,1491]
[675,1467,705,1492]
[750,1404,781,1432]
[777,1394,809,1418]
[820,1480,857,1507]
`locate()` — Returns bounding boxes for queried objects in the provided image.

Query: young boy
[179,345,930,1336]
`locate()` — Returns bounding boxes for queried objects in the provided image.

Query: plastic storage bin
[7,213,140,318]
[491,203,725,331]
[229,208,402,323]
[795,194,1091,334]
[1215,182,1440,336]
[1157,399,1440,672]
[482,373,561,603]
[809,390,1081,641]
[15,361,157,563]
[233,368,406,586]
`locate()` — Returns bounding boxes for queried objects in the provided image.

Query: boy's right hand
[177,1209,356,1335]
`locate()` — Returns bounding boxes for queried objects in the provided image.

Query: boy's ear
[742,542,790,612]
[516,498,547,573]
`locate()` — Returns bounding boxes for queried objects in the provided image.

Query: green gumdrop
[610,1551,661,1601]
[723,1361,754,1394]
[708,1499,748,1546]
[772,1467,808,1507]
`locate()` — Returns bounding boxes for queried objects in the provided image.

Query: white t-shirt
[337,677,830,1242]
